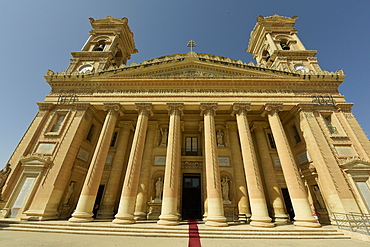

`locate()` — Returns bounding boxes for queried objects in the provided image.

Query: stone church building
[1,15,370,228]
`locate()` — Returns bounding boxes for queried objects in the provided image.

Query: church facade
[1,15,370,228]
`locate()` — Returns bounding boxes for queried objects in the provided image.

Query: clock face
[294,64,309,72]
[78,64,93,73]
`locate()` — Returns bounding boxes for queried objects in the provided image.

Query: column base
[294,220,321,228]
[157,214,179,226]
[134,212,147,220]
[205,216,228,227]
[68,216,94,223]
[250,221,275,228]
[69,211,94,223]
[112,213,136,224]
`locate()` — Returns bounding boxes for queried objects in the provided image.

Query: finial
[187,40,197,52]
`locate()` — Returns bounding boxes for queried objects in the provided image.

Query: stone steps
[0,220,351,239]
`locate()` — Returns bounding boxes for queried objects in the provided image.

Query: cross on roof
[187,40,197,52]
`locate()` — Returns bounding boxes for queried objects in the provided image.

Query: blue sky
[0,0,369,167]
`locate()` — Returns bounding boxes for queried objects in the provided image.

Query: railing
[332,212,370,235]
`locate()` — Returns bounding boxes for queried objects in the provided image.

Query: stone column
[232,103,274,227]
[113,103,153,224]
[251,121,289,224]
[263,103,320,227]
[69,103,123,222]
[200,103,227,227]
[97,121,134,219]
[226,122,251,222]
[158,103,184,226]
[134,121,159,220]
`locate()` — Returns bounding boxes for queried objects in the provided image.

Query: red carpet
[188,219,201,247]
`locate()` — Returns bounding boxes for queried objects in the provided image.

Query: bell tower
[246,15,321,73]
[66,16,138,73]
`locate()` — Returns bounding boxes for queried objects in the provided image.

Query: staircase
[0,220,350,239]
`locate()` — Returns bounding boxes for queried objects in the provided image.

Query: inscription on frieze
[57,95,77,104]
[311,95,335,105]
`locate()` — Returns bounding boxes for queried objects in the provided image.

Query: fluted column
[97,121,134,219]
[232,103,274,227]
[113,103,153,224]
[263,103,320,227]
[158,103,184,226]
[69,103,123,222]
[251,121,289,224]
[134,121,159,220]
[226,122,251,222]
[200,103,227,227]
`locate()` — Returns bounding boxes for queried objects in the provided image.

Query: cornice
[45,52,345,83]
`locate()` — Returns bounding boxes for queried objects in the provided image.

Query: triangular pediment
[91,52,297,80]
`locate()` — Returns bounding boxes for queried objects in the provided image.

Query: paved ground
[0,230,369,247]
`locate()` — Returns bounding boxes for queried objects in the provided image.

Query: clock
[294,64,309,72]
[78,64,93,73]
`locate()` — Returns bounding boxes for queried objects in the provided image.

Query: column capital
[261,103,283,117]
[103,103,124,116]
[166,103,184,116]
[200,103,218,116]
[135,103,154,116]
[118,121,134,131]
[231,102,251,116]
[251,121,269,132]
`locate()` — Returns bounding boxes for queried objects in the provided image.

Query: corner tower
[66,16,138,73]
[246,15,321,73]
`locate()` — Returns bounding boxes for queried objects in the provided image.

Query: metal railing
[332,212,370,235]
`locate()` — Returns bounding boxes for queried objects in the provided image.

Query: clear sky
[0,0,369,167]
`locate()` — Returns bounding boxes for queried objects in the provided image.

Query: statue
[154,177,164,203]
[0,164,11,201]
[221,177,231,204]
[217,129,225,147]
[63,181,75,205]
[159,128,168,147]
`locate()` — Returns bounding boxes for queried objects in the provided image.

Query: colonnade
[68,102,321,227]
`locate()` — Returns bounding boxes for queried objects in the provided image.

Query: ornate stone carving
[200,103,218,116]
[103,103,124,116]
[0,164,11,200]
[221,177,231,204]
[135,103,153,116]
[262,103,283,116]
[231,102,251,116]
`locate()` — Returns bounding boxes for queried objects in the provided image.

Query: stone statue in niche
[63,181,75,205]
[159,128,168,147]
[217,129,225,147]
[154,177,164,203]
[0,164,11,201]
[221,177,231,204]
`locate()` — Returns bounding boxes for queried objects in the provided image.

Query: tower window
[262,50,270,62]
[50,114,66,133]
[267,133,276,149]
[110,131,118,147]
[291,125,301,144]
[323,115,338,135]
[86,124,95,142]
[280,39,290,50]
[94,40,105,51]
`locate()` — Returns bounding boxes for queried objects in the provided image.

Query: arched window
[93,40,106,51]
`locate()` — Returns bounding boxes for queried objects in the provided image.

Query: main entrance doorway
[182,174,202,220]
